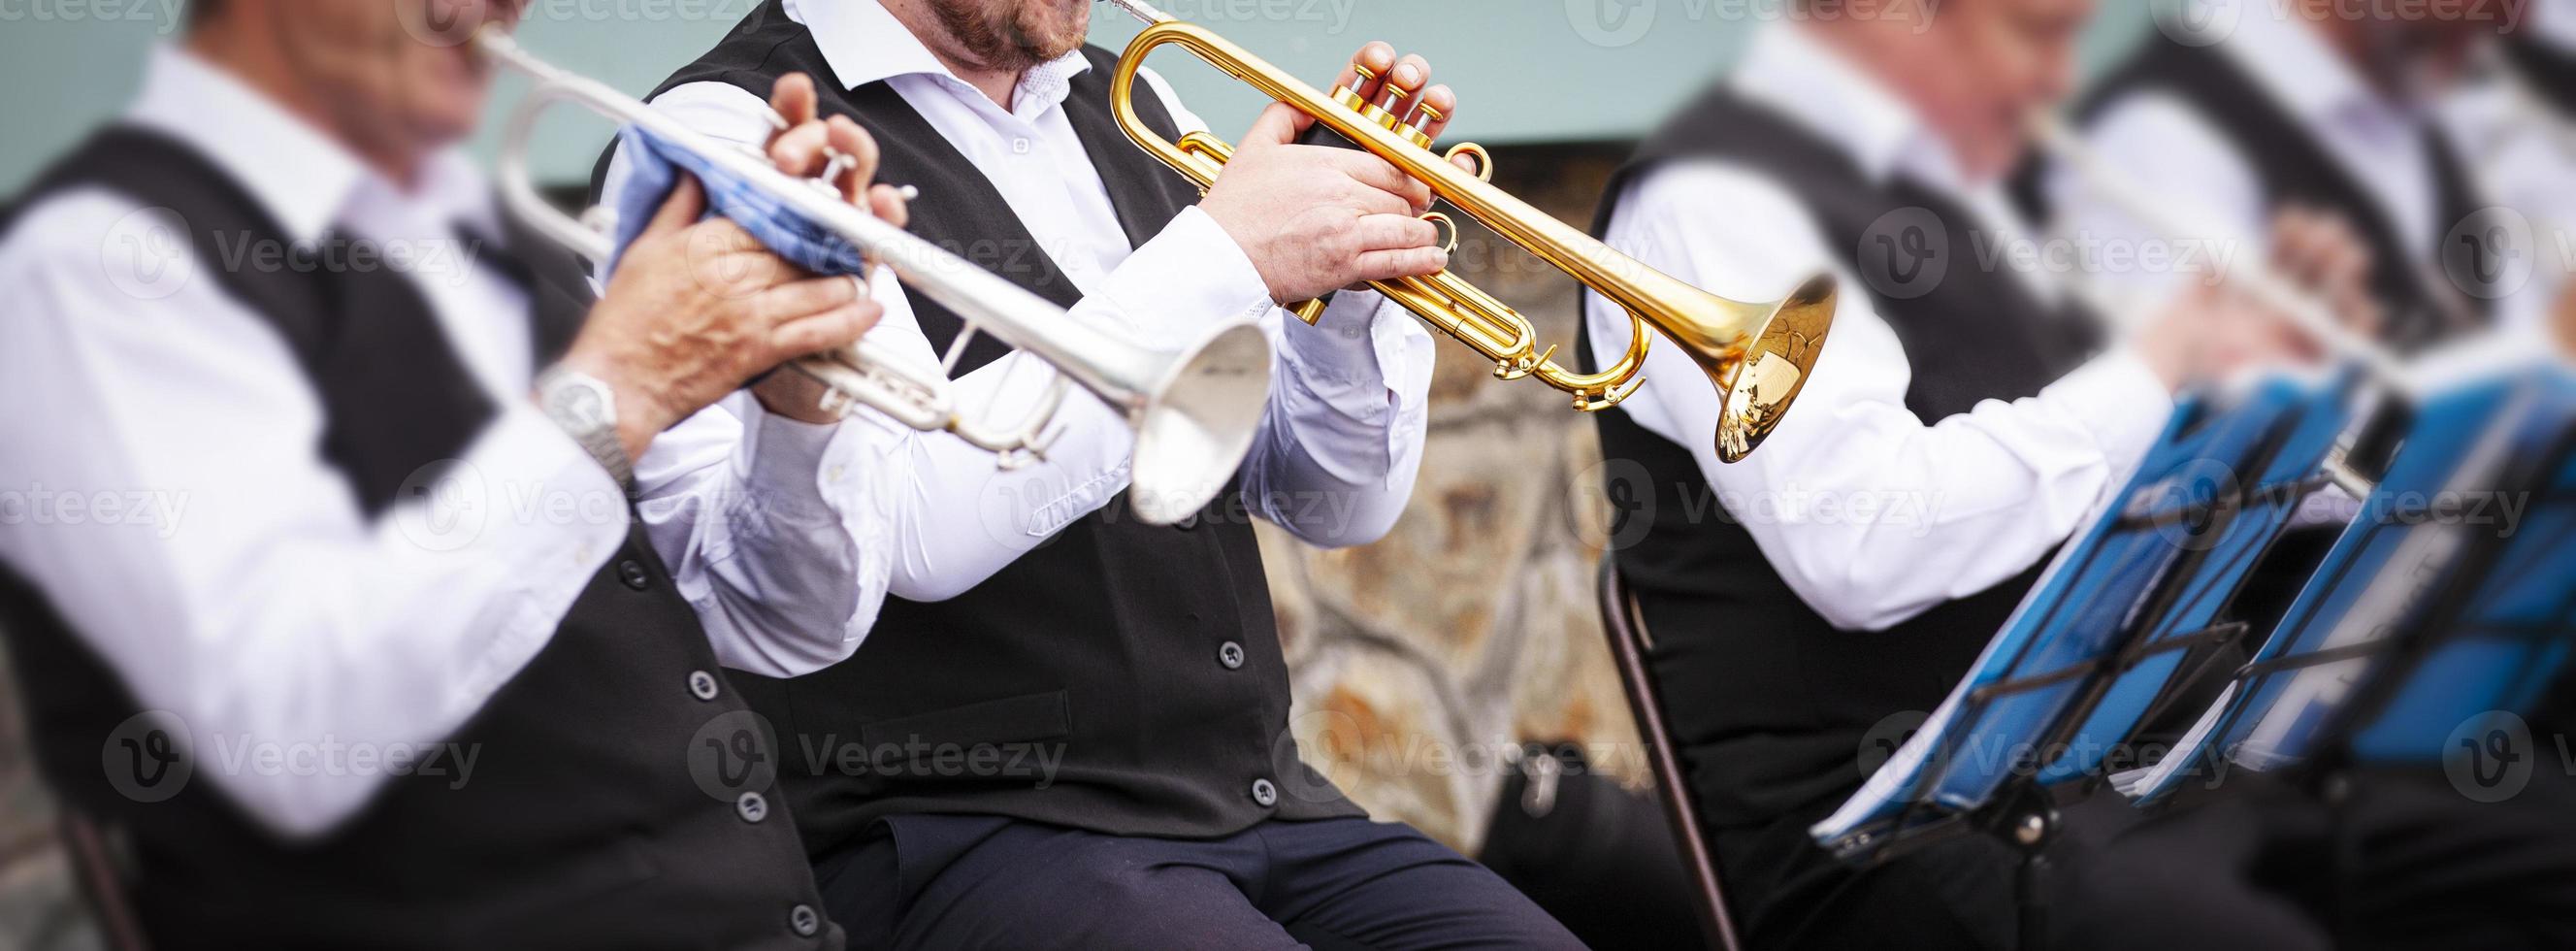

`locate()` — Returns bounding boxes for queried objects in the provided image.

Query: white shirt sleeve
[0,191,630,838]
[631,393,893,678]
[600,72,1432,605]
[1586,162,2176,633]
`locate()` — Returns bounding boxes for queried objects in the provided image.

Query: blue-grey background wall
[0,0,2154,192]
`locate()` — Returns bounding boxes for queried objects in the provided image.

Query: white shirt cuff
[2045,346,2177,476]
[1094,206,1274,346]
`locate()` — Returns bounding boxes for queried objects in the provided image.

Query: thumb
[641,174,708,242]
[1244,102,1308,148]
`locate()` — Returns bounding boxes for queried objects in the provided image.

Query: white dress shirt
[2052,0,2455,331]
[1583,24,2175,634]
[600,0,1435,603]
[0,47,891,836]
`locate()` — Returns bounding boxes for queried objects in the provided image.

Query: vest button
[1218,641,1246,670]
[1250,777,1278,807]
[790,902,821,937]
[736,791,769,824]
[618,559,652,591]
[688,670,721,702]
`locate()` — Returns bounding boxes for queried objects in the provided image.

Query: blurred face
[2339,2,2495,100]
[1898,0,2092,181]
[209,0,523,177]
[926,0,1092,73]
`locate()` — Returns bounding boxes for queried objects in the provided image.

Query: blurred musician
[0,0,908,945]
[598,1,1583,947]
[2059,0,2497,349]
[2447,3,2576,336]
[1581,1,2343,947]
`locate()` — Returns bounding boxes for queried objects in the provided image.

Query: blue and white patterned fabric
[602,124,868,281]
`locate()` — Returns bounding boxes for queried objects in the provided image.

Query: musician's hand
[752,72,910,423]
[562,176,882,459]
[1201,42,1466,306]
[2267,206,2382,341]
[2133,280,2321,393]
[766,73,911,226]
[1315,45,1474,176]
[2555,280,2576,359]
[1302,45,1475,294]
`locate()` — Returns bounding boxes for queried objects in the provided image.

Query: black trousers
[1712,769,2576,951]
[810,814,1586,950]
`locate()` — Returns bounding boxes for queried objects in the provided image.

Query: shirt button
[1012,137,1032,155]
[790,903,821,937]
[1251,778,1278,807]
[736,791,769,824]
[618,559,652,591]
[688,671,721,702]
[1218,641,1246,670]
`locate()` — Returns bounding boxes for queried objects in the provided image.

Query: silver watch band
[536,366,636,492]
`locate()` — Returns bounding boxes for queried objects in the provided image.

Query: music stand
[1810,374,2364,945]
[2122,366,2576,806]
[2105,366,2576,940]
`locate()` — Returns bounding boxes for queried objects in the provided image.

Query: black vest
[0,128,837,950]
[2079,34,2492,351]
[615,1,1359,853]
[1579,89,2102,829]
[2505,32,2576,118]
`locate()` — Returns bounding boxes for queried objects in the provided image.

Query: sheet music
[2229,386,2525,767]
[2111,682,2233,799]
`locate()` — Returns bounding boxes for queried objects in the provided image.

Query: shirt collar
[789,0,1092,114]
[125,45,366,243]
[1732,22,1952,186]
[2212,0,2397,125]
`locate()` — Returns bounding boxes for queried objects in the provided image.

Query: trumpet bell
[1704,275,1838,464]
[1125,321,1275,525]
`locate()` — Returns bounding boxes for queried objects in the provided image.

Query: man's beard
[931,0,1086,74]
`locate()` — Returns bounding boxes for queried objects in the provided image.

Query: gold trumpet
[1097,0,1837,462]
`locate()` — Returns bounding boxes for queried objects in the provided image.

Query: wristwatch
[536,365,636,493]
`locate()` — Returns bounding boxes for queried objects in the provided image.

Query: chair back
[1596,556,1743,951]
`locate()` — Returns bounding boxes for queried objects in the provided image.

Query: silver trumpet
[476,27,1274,525]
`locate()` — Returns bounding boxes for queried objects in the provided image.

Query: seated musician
[596,0,1584,947]
[0,0,912,945]
[1579,1,2361,947]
